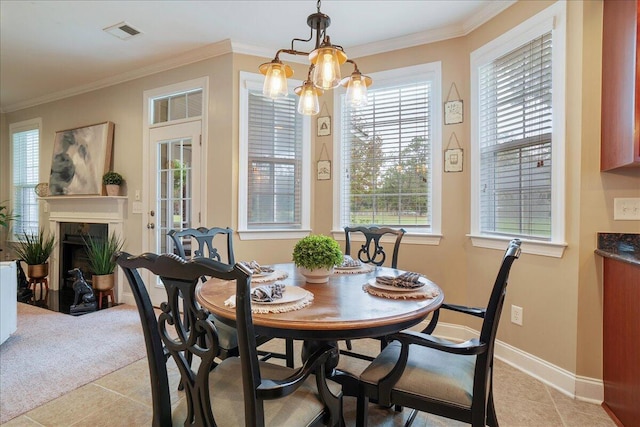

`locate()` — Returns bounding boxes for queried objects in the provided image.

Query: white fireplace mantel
[43,196,127,301]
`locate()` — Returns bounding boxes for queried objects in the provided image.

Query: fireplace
[59,222,108,290]
[43,196,127,303]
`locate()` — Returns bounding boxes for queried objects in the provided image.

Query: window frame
[332,62,442,245]
[9,118,42,241]
[470,1,567,258]
[238,71,311,240]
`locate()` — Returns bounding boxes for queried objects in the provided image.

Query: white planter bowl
[298,266,334,283]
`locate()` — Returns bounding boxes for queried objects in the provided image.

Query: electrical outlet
[511,305,523,326]
[614,198,640,220]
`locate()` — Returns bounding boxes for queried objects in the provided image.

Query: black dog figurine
[69,268,97,315]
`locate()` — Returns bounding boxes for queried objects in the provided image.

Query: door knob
[147,223,155,229]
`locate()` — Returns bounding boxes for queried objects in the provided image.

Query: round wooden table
[196,262,443,396]
[196,263,444,341]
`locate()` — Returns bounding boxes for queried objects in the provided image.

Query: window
[238,72,311,240]
[470,2,566,257]
[152,89,203,124]
[334,63,442,243]
[10,118,41,239]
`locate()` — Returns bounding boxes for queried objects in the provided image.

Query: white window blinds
[11,125,40,237]
[478,32,553,239]
[340,81,432,229]
[247,90,303,229]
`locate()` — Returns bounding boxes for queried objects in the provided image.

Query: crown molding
[3,39,233,113]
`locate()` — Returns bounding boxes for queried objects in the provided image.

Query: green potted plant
[102,171,124,196]
[83,232,124,292]
[292,234,343,283]
[14,228,56,279]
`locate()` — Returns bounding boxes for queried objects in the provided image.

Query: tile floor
[3,338,616,427]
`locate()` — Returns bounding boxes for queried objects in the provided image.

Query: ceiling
[0,0,515,113]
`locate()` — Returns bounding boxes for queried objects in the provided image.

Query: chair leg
[487,387,499,427]
[356,393,369,427]
[346,339,353,350]
[404,409,418,427]
[285,338,295,368]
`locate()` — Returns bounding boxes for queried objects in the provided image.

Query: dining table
[196,262,444,396]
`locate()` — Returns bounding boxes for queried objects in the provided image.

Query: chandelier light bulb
[312,47,342,89]
[259,61,292,99]
[346,76,368,107]
[295,82,321,115]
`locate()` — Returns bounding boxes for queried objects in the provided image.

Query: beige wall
[2,0,640,382]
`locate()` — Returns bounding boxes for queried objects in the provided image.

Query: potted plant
[83,232,124,292]
[14,228,56,279]
[102,171,124,196]
[292,234,343,283]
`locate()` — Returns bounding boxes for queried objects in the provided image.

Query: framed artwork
[444,148,464,172]
[317,160,331,180]
[317,116,331,137]
[444,100,463,125]
[49,121,115,196]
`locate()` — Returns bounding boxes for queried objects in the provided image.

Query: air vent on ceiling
[103,21,142,40]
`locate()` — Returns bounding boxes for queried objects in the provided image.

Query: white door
[145,120,202,305]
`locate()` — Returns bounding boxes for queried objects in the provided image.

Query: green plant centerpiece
[292,234,343,283]
[14,228,56,279]
[83,232,124,291]
[103,171,124,196]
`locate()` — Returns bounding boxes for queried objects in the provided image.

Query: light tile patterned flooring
[3,338,616,426]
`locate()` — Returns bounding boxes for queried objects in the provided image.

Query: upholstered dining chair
[344,226,406,269]
[342,226,406,360]
[168,226,294,367]
[356,239,522,427]
[115,251,343,427]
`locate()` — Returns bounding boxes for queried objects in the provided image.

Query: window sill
[468,234,567,258]
[331,230,442,246]
[238,229,312,241]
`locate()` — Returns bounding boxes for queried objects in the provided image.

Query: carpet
[0,303,146,423]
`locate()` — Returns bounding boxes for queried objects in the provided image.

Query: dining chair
[344,226,406,269]
[342,226,406,360]
[168,226,294,367]
[356,239,522,427]
[115,251,343,427]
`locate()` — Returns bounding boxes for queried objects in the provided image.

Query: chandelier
[259,0,372,115]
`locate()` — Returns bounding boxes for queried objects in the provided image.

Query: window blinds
[478,32,553,239]
[12,128,40,236]
[340,81,431,228]
[247,90,303,229]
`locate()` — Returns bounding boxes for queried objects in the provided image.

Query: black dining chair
[344,226,406,269]
[341,226,406,360]
[115,251,343,427]
[168,226,294,367]
[356,239,522,427]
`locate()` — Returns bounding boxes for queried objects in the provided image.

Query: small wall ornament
[444,132,464,173]
[444,82,463,125]
[317,143,331,180]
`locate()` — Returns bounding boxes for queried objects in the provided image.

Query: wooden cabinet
[602,258,640,426]
[601,0,640,171]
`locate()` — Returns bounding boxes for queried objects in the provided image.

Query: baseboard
[420,320,604,403]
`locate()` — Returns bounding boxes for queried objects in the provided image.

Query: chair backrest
[473,238,521,407]
[344,226,406,268]
[168,226,235,265]
[116,251,230,426]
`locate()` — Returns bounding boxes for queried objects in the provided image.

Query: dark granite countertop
[595,233,640,267]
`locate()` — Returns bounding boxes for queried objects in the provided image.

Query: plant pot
[28,263,48,279]
[298,266,334,283]
[105,184,120,196]
[92,273,115,291]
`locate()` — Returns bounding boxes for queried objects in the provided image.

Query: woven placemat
[224,289,314,314]
[362,282,440,300]
[251,270,289,284]
[333,264,375,275]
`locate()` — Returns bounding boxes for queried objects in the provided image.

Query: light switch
[132,201,143,214]
[614,198,640,220]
